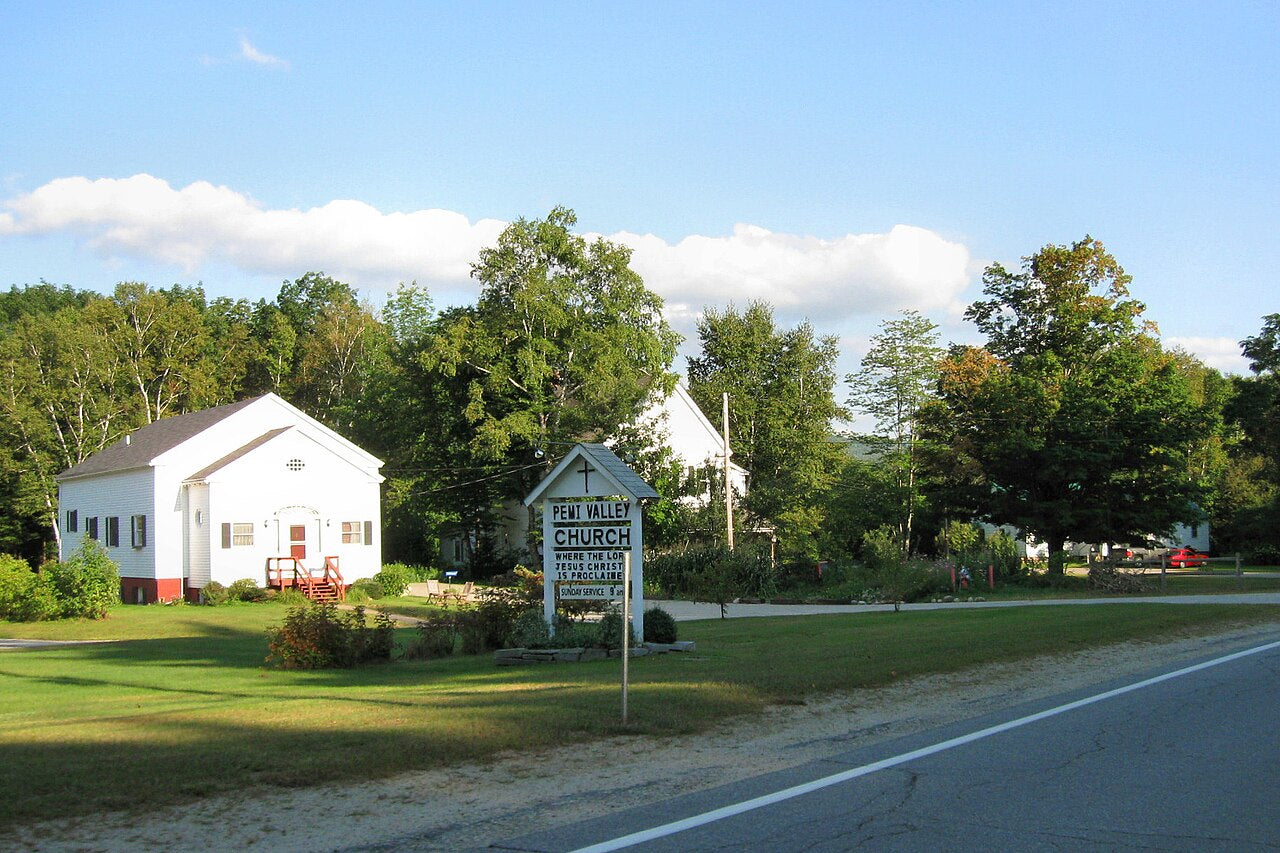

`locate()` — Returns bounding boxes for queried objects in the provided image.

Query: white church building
[56,393,384,603]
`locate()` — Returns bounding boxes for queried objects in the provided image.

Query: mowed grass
[1,602,1278,827]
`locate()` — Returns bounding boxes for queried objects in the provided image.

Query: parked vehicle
[1124,540,1164,562]
[1165,547,1209,568]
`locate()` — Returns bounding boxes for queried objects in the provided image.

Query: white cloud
[238,36,290,69]
[0,175,506,288]
[614,223,970,325]
[0,174,974,321]
[1165,336,1250,375]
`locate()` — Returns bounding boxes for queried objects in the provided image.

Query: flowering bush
[266,603,396,668]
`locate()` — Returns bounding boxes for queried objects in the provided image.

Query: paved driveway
[644,593,1280,621]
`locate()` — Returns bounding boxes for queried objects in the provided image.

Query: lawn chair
[424,578,444,602]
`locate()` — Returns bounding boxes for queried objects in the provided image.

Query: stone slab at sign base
[494,641,697,666]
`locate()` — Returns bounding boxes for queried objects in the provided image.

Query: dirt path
[7,619,1278,852]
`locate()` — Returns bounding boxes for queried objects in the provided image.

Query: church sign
[524,444,657,638]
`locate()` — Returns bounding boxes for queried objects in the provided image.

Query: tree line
[2,210,1278,576]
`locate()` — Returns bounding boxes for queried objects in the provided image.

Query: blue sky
[3,1,1276,378]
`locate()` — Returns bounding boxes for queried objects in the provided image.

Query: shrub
[227,578,269,602]
[373,563,413,597]
[409,564,441,582]
[348,577,385,600]
[885,560,952,602]
[643,606,678,643]
[201,581,230,606]
[986,530,1023,580]
[597,608,636,650]
[934,521,981,559]
[1247,544,1280,566]
[274,587,307,606]
[457,589,526,655]
[44,540,120,618]
[403,612,458,659]
[861,526,905,573]
[508,608,552,649]
[549,615,599,649]
[646,544,780,602]
[265,603,395,668]
[0,555,59,622]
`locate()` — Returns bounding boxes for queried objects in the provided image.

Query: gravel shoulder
[6,619,1279,852]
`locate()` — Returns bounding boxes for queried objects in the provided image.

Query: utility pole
[723,392,734,550]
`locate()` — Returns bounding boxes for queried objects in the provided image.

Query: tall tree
[1221,314,1280,550]
[105,282,220,422]
[687,301,846,551]
[1234,313,1280,481]
[846,310,943,553]
[420,207,680,549]
[0,304,132,554]
[922,237,1208,573]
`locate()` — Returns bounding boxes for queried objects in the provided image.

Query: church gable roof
[57,396,264,481]
[524,443,658,505]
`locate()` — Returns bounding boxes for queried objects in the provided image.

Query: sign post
[622,551,631,724]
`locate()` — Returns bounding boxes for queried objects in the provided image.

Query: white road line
[571,638,1280,853]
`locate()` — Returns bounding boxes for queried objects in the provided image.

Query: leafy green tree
[922,237,1209,574]
[1220,314,1280,550]
[275,272,359,341]
[846,310,944,554]
[247,302,298,394]
[419,208,679,553]
[294,297,390,428]
[687,301,846,552]
[106,283,223,422]
[1234,314,1280,481]
[381,282,435,347]
[817,455,900,559]
[427,207,679,460]
[0,281,95,323]
[0,303,133,554]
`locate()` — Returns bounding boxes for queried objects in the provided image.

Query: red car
[1166,547,1209,568]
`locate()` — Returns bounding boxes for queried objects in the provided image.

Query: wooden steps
[265,555,346,602]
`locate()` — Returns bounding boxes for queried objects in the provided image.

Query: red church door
[290,525,307,561]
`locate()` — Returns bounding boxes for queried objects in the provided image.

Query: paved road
[497,637,1280,851]
[644,593,1280,622]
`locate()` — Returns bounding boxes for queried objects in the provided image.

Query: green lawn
[1,600,1278,827]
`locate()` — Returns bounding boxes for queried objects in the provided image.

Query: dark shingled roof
[524,443,658,504]
[577,443,659,499]
[57,395,266,481]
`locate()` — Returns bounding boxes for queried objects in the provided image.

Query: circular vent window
[286,458,306,472]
